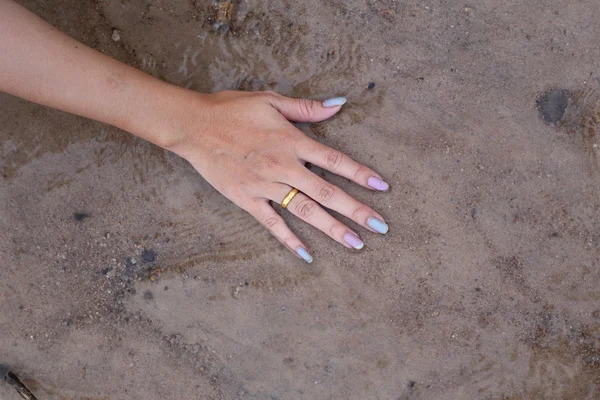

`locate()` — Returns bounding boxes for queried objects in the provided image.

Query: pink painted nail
[343,233,364,249]
[367,177,389,191]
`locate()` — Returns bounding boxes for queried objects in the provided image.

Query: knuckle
[325,149,343,170]
[329,223,343,237]
[282,234,295,246]
[298,98,316,119]
[352,204,368,220]
[354,165,368,181]
[238,175,264,196]
[294,199,317,219]
[319,185,336,203]
[227,187,247,205]
[262,216,280,231]
[289,136,308,154]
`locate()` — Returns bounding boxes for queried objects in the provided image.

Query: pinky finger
[250,201,313,263]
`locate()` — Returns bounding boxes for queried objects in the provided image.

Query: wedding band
[281,188,299,209]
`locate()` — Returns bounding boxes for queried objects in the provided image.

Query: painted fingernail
[296,248,313,263]
[367,177,389,191]
[323,97,347,108]
[368,217,389,234]
[343,233,364,250]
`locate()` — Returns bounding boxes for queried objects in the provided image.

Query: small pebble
[112,29,121,42]
[368,82,376,89]
[73,212,90,221]
[142,249,156,263]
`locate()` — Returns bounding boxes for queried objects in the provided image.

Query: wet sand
[1,1,599,399]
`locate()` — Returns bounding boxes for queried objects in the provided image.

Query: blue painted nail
[323,97,347,108]
[296,248,313,263]
[368,217,389,234]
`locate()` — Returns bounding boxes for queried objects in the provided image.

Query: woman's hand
[167,90,389,263]
[0,2,388,263]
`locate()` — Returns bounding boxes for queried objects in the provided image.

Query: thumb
[269,94,347,123]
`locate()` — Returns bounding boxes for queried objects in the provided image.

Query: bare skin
[0,0,389,262]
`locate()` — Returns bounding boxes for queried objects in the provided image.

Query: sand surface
[1,0,599,399]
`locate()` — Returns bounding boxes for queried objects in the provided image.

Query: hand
[167,90,390,263]
[0,2,387,263]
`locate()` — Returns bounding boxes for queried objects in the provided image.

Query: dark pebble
[101,267,112,275]
[368,82,376,89]
[143,290,154,301]
[536,89,570,124]
[73,212,90,221]
[408,380,416,388]
[142,249,156,263]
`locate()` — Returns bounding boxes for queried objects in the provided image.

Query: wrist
[120,81,210,151]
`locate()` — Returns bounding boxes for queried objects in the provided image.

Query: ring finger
[268,184,365,250]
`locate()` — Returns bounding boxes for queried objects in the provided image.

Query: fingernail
[368,217,389,234]
[367,177,389,191]
[343,233,364,250]
[296,248,313,263]
[323,97,347,108]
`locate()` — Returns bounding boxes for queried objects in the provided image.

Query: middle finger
[268,183,366,249]
[287,168,389,234]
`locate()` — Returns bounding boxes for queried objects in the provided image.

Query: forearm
[0,0,194,147]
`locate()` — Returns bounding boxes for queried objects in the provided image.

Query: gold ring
[281,188,299,209]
